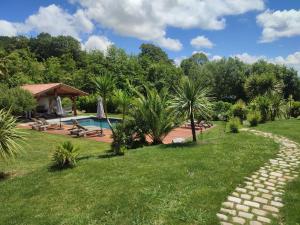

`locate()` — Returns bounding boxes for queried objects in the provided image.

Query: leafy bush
[77,94,98,113]
[247,111,261,127]
[0,86,37,116]
[290,101,300,118]
[231,100,247,121]
[77,94,117,113]
[52,141,80,169]
[228,117,241,133]
[62,98,72,108]
[212,101,232,121]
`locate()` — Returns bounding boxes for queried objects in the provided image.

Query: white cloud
[211,55,223,61]
[257,9,300,43]
[71,0,264,50]
[83,35,113,53]
[234,52,300,72]
[234,53,266,64]
[191,36,214,49]
[0,20,18,36]
[272,52,300,72]
[156,37,182,51]
[192,51,211,56]
[0,4,94,40]
[174,56,187,66]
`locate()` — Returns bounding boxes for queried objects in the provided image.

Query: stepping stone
[216,130,300,225]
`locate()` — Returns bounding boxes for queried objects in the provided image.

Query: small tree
[93,74,116,128]
[112,89,132,124]
[0,109,24,161]
[171,77,212,142]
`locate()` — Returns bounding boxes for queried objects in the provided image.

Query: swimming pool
[64,117,120,129]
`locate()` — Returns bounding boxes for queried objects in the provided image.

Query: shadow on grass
[0,171,17,181]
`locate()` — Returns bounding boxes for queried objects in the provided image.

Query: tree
[180,53,209,76]
[203,58,247,102]
[0,87,37,116]
[93,74,116,125]
[0,109,24,160]
[171,77,212,142]
[131,87,176,145]
[113,89,132,124]
[244,73,282,99]
[138,43,171,64]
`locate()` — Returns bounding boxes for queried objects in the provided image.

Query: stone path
[217,129,300,225]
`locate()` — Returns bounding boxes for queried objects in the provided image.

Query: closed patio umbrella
[96,97,105,136]
[96,97,105,119]
[56,96,64,129]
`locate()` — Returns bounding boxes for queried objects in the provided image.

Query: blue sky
[0,0,300,70]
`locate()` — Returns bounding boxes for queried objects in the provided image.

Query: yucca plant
[170,77,212,142]
[52,141,80,169]
[0,109,24,161]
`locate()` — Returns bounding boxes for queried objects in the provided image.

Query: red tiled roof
[21,83,88,97]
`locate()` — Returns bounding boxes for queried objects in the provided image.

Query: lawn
[255,119,300,225]
[0,124,280,225]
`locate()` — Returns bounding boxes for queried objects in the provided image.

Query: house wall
[37,96,57,113]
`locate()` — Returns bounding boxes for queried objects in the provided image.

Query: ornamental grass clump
[52,141,80,169]
[247,111,261,127]
[228,117,241,133]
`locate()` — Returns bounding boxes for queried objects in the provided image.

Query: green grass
[0,125,280,225]
[256,119,300,225]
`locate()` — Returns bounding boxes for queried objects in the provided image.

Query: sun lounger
[69,124,103,137]
[76,127,103,137]
[31,118,60,131]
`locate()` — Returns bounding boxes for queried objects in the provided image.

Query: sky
[0,0,300,71]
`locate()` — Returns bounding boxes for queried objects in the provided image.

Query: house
[21,83,88,116]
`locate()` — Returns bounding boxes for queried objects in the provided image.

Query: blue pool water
[64,117,120,129]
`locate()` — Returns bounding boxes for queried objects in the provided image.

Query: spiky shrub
[170,77,212,142]
[111,123,127,155]
[0,109,24,161]
[252,96,271,123]
[228,117,241,133]
[132,87,177,145]
[231,100,247,122]
[247,111,261,127]
[52,141,80,169]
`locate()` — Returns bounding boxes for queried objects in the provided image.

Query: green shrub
[290,101,300,118]
[52,141,80,169]
[77,94,117,113]
[111,123,127,155]
[77,94,98,113]
[252,95,270,123]
[228,117,241,133]
[247,111,261,127]
[212,101,232,121]
[0,86,37,116]
[62,98,72,108]
[231,100,247,121]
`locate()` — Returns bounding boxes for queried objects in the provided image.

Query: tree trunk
[190,111,197,142]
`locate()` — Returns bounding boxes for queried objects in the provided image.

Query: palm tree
[171,77,212,142]
[131,87,176,145]
[0,59,7,76]
[93,74,116,129]
[113,89,132,125]
[0,109,24,160]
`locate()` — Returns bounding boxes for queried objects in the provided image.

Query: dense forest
[0,33,300,112]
